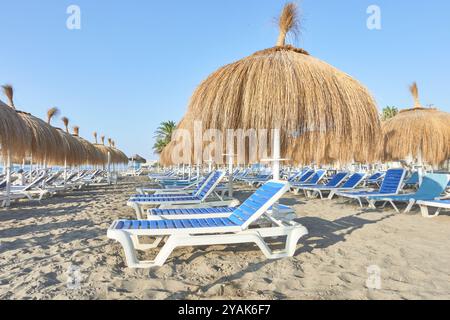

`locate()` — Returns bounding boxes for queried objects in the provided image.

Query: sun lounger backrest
[404,172,419,185]
[341,173,365,188]
[368,172,384,182]
[288,168,309,182]
[325,172,348,187]
[23,173,47,191]
[0,179,6,190]
[306,170,326,184]
[197,171,225,199]
[414,174,450,198]
[229,181,289,229]
[191,172,214,196]
[379,169,406,194]
[298,170,314,183]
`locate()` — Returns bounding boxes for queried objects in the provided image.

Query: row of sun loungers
[0,169,109,207]
[107,166,450,269]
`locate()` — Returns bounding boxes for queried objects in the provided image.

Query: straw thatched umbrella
[380,82,450,167]
[2,86,66,166]
[0,98,31,159]
[165,3,380,170]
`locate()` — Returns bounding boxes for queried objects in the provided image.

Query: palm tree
[153,121,177,154]
[381,106,399,121]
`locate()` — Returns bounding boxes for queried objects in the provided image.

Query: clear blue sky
[1,0,449,161]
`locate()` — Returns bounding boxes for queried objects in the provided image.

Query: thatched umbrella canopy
[2,86,64,164]
[71,126,104,165]
[165,3,380,166]
[93,136,128,165]
[56,117,88,166]
[380,82,450,166]
[0,98,31,159]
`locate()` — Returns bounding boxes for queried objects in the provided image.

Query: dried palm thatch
[2,86,65,164]
[62,117,70,133]
[380,82,450,166]
[0,99,31,158]
[2,85,15,109]
[162,3,380,166]
[47,107,59,125]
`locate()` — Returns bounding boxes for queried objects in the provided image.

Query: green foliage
[381,106,399,121]
[153,121,177,154]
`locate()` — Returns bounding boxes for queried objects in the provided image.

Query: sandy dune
[1,177,449,300]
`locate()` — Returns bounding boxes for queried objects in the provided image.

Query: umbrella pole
[418,151,424,186]
[64,158,67,187]
[273,129,281,181]
[107,151,111,185]
[228,154,233,198]
[4,151,12,207]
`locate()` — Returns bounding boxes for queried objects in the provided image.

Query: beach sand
[1,177,450,300]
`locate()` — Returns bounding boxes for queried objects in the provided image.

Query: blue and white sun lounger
[295,172,348,199]
[108,180,308,268]
[290,170,327,194]
[127,171,227,219]
[366,172,386,187]
[136,172,212,195]
[417,199,450,218]
[367,173,450,213]
[324,173,367,200]
[336,169,406,207]
[403,172,419,188]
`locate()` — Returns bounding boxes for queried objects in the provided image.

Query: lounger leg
[389,201,400,213]
[132,203,144,220]
[420,205,441,218]
[328,190,336,200]
[404,200,415,213]
[109,231,178,268]
[357,198,363,208]
[131,235,164,251]
[368,200,376,209]
[317,190,323,200]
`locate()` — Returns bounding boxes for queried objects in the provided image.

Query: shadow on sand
[162,210,395,299]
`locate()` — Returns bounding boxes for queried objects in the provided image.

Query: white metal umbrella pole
[223,152,234,198]
[417,150,424,186]
[262,129,287,182]
[273,129,281,181]
[206,157,213,173]
[107,151,111,184]
[4,151,12,207]
[64,158,67,187]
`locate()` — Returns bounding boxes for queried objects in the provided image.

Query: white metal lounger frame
[417,200,450,218]
[108,181,308,268]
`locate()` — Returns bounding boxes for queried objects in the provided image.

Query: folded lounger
[127,171,227,219]
[336,169,406,207]
[367,173,450,213]
[295,172,349,199]
[417,199,450,218]
[108,180,308,268]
